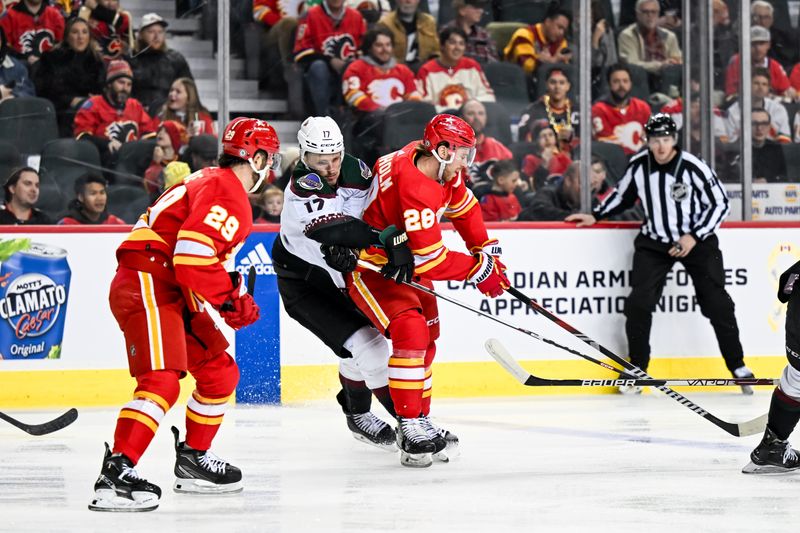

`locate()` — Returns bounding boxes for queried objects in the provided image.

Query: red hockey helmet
[221,118,281,161]
[423,114,477,152]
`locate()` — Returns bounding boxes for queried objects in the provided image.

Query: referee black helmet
[644,113,678,139]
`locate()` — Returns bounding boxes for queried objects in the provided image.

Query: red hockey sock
[185,353,239,450]
[421,342,436,416]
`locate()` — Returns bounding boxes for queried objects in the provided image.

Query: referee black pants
[623,233,745,373]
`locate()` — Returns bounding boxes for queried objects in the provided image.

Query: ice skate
[88,443,161,512]
[733,366,755,395]
[617,369,642,395]
[742,427,800,474]
[346,412,397,451]
[396,417,435,468]
[171,427,243,493]
[420,415,460,462]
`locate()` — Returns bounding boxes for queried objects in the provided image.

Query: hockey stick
[0,408,78,436]
[504,287,768,437]
[484,338,779,388]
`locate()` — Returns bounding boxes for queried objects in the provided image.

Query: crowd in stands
[2,0,800,226]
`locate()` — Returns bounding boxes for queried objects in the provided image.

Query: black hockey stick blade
[247,265,256,295]
[0,408,78,436]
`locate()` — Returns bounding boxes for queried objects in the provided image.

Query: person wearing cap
[567,113,754,396]
[144,120,188,195]
[78,0,133,61]
[440,0,498,63]
[725,25,791,97]
[128,12,193,111]
[73,58,159,165]
[184,133,218,172]
[0,167,51,225]
[0,0,64,64]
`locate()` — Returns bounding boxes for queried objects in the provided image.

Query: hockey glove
[378,225,414,284]
[321,244,358,273]
[468,252,510,298]
[219,272,260,330]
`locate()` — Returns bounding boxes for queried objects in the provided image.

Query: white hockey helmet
[297,116,344,164]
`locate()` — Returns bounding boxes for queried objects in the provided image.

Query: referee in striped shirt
[567,113,755,394]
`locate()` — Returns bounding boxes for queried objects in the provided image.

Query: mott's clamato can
[0,240,71,360]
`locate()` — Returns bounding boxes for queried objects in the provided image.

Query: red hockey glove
[468,252,510,298]
[219,272,260,330]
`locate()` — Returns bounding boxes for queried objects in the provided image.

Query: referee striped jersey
[593,150,730,244]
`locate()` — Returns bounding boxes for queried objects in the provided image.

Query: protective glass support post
[216,0,231,146]
[681,0,691,152]
[576,0,592,213]
[739,0,753,220]
[698,0,713,166]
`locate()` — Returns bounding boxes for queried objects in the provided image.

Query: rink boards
[0,223,797,408]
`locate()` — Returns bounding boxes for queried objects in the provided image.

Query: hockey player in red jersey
[347,114,510,468]
[88,118,280,512]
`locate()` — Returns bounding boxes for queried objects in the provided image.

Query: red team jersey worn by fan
[0,1,64,60]
[591,97,652,155]
[293,4,366,62]
[342,58,418,111]
[74,94,159,143]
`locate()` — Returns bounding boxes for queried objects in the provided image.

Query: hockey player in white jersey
[271,116,413,449]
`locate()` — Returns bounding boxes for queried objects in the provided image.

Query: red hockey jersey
[590,97,652,155]
[74,94,159,142]
[416,56,495,112]
[116,167,254,308]
[293,4,366,62]
[359,141,491,281]
[342,58,418,111]
[0,1,64,60]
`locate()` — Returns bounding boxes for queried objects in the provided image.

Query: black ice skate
[171,426,243,493]
[396,417,436,468]
[420,415,460,462]
[88,443,161,512]
[346,412,397,451]
[733,366,755,395]
[742,427,800,474]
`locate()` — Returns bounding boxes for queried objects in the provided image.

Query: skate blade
[400,451,432,468]
[742,461,800,475]
[740,385,754,396]
[88,490,159,512]
[173,478,244,494]
[351,432,398,452]
[434,442,460,463]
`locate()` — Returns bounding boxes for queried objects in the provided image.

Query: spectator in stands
[294,0,366,116]
[752,0,796,71]
[590,156,643,220]
[0,0,64,65]
[158,77,215,137]
[591,63,652,155]
[521,119,572,191]
[724,67,790,144]
[478,159,521,222]
[377,0,438,69]
[144,120,187,195]
[184,133,217,172]
[253,0,302,94]
[752,107,787,183]
[518,160,582,221]
[73,59,159,166]
[503,3,570,77]
[128,13,193,113]
[460,98,511,165]
[726,26,791,98]
[713,0,737,91]
[343,27,420,165]
[58,173,125,225]
[0,167,51,225]
[518,67,578,151]
[617,0,682,94]
[417,26,495,112]
[78,0,132,61]
[590,0,617,97]
[0,27,34,103]
[254,186,283,224]
[32,17,103,137]
[661,91,727,151]
[441,0,498,63]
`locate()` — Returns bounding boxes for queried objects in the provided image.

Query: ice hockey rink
[2,392,798,533]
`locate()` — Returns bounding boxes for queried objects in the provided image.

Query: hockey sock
[387,310,429,418]
[338,373,372,414]
[185,353,239,451]
[113,370,180,463]
[371,386,396,417]
[421,343,436,416]
[767,387,800,441]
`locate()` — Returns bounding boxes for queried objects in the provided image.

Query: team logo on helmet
[358,159,372,179]
[670,182,689,202]
[239,149,248,157]
[297,173,323,190]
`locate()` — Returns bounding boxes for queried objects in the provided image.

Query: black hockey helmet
[644,113,678,139]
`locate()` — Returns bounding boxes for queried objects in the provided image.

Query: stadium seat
[0,141,22,183]
[107,185,151,224]
[485,21,525,57]
[381,101,436,152]
[483,61,529,118]
[508,141,537,170]
[36,174,66,217]
[482,101,513,147]
[781,143,800,180]
[0,97,59,156]
[591,142,630,183]
[494,0,548,24]
[39,139,102,198]
[114,140,157,185]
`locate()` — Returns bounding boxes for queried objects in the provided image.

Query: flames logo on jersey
[438,84,469,111]
[322,34,357,60]
[19,29,56,56]
[105,121,139,143]
[366,78,407,108]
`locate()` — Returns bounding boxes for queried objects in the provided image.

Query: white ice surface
[1,393,799,533]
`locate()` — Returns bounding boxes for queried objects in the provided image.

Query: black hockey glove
[378,225,414,284]
[321,244,358,273]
